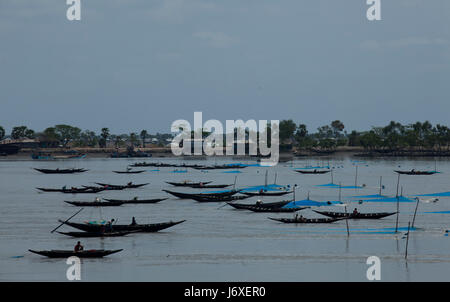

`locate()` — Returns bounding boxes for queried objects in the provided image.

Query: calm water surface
[0,156,449,281]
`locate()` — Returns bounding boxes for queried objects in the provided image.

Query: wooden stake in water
[264,170,268,187]
[331,169,334,184]
[340,183,349,237]
[412,197,420,228]
[405,221,411,259]
[379,176,383,196]
[354,165,358,188]
[395,173,400,233]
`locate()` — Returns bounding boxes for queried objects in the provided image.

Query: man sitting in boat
[256,199,263,205]
[74,241,84,252]
[131,217,137,226]
[353,208,359,215]
[127,182,132,186]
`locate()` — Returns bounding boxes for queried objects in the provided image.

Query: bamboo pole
[411,197,420,228]
[395,174,400,233]
[405,221,411,259]
[340,183,349,236]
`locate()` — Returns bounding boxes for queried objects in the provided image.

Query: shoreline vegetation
[2,120,450,158]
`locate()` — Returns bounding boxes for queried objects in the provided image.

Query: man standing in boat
[74,241,83,252]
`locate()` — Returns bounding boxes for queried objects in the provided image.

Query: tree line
[1,120,450,151]
[0,125,172,148]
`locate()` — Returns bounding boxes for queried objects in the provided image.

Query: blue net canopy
[316,183,363,189]
[240,184,289,192]
[417,191,450,197]
[354,196,415,203]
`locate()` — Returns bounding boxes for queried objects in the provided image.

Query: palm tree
[140,130,148,148]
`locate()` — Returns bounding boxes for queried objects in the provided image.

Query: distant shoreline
[2,146,450,160]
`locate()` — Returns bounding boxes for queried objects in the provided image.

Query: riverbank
[2,146,450,160]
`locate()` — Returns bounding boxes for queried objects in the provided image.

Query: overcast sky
[0,0,449,134]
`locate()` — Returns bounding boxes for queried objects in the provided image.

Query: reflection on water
[0,156,450,281]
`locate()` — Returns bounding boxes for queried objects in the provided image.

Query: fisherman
[127,182,132,186]
[106,219,115,232]
[256,199,262,205]
[131,217,137,226]
[74,241,84,252]
[353,208,359,215]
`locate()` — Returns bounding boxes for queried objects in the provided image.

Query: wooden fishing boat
[37,187,105,194]
[29,249,122,258]
[295,170,330,174]
[192,164,246,170]
[241,190,292,197]
[57,231,134,237]
[64,200,124,207]
[227,199,292,210]
[190,195,250,203]
[112,170,146,174]
[34,168,88,174]
[245,206,309,213]
[58,219,186,232]
[163,189,239,199]
[189,184,232,189]
[394,170,437,175]
[268,217,342,224]
[313,210,396,219]
[103,198,167,204]
[166,181,213,187]
[95,182,149,189]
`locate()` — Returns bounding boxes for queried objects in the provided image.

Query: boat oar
[217,203,229,210]
[51,208,84,233]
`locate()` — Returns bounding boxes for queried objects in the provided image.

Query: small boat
[166,181,213,187]
[268,217,342,224]
[163,189,239,199]
[37,187,105,194]
[103,198,167,204]
[95,182,149,189]
[64,200,124,207]
[190,195,250,203]
[245,206,309,213]
[29,249,122,258]
[227,200,292,210]
[112,170,146,174]
[57,231,135,238]
[34,168,88,174]
[313,210,396,219]
[394,170,437,175]
[295,170,330,174]
[241,190,292,197]
[59,219,186,232]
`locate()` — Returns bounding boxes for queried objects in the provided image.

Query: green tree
[99,128,110,148]
[54,125,81,147]
[0,126,5,140]
[279,119,297,143]
[331,120,345,138]
[11,126,35,139]
[140,130,148,148]
[129,132,139,147]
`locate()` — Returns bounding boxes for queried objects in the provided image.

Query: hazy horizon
[1,0,449,134]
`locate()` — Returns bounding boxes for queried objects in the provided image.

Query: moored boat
[58,219,186,232]
[268,217,342,223]
[64,200,124,207]
[103,197,167,204]
[57,231,134,238]
[313,210,396,219]
[29,249,122,258]
[394,170,437,175]
[34,168,88,174]
[227,199,292,210]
